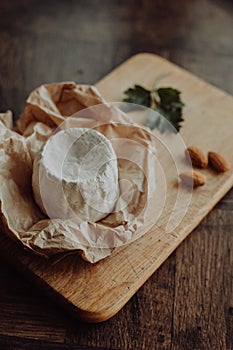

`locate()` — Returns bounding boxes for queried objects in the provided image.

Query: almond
[179,170,206,188]
[186,146,208,168]
[208,151,231,172]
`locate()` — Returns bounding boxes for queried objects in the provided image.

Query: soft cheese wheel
[32,128,119,222]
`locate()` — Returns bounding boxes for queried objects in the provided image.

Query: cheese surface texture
[32,128,119,222]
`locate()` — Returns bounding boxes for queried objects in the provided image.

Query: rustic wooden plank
[171,209,233,350]
[1,208,232,349]
[0,263,68,343]
[216,189,233,210]
[0,335,110,350]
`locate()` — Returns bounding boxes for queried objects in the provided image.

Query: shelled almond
[208,151,231,173]
[179,170,206,188]
[186,146,208,168]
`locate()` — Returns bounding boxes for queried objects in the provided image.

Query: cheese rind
[32,128,119,222]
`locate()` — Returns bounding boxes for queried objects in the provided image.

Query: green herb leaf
[157,87,182,107]
[155,87,184,133]
[122,84,185,133]
[123,85,151,107]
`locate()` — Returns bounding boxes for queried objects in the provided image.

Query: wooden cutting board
[0,53,233,323]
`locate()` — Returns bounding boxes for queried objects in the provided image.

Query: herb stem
[153,72,171,89]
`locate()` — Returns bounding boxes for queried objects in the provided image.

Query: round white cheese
[32,128,119,222]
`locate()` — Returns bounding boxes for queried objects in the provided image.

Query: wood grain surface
[0,0,233,349]
[2,51,233,324]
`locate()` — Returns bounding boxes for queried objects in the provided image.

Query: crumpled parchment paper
[0,82,156,263]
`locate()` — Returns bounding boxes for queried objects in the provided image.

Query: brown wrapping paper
[0,83,157,263]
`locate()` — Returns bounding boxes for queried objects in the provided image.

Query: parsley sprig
[123,84,185,133]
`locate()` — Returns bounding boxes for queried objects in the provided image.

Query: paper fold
[0,82,156,263]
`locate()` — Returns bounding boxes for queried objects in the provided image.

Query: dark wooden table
[0,1,233,349]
